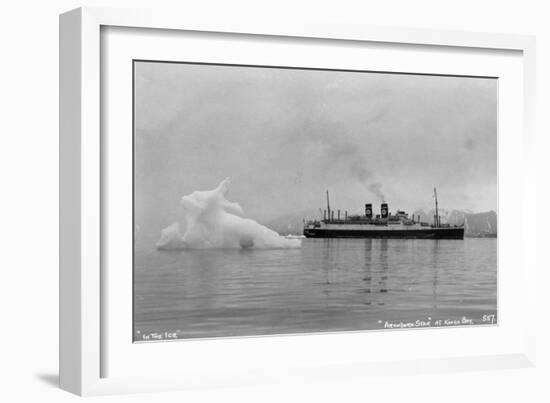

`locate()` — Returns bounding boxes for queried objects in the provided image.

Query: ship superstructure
[303,188,464,239]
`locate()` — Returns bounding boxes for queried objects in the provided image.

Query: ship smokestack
[381,203,389,219]
[365,203,373,219]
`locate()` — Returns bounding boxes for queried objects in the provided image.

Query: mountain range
[412,209,497,237]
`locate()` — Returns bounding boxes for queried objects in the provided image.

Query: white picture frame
[59,6,537,396]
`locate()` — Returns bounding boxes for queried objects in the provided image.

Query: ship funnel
[381,203,389,219]
[365,203,373,219]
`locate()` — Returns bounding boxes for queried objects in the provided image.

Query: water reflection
[432,240,440,310]
[362,239,373,305]
[378,240,389,299]
[134,238,497,340]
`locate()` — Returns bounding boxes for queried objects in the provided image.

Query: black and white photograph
[5,0,549,400]
[133,60,498,341]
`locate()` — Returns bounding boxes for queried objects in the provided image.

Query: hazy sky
[134,61,497,231]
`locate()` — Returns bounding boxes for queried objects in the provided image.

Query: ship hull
[303,227,464,239]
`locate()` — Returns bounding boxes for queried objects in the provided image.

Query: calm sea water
[134,238,497,341]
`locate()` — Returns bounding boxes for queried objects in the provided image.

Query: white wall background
[0,0,548,401]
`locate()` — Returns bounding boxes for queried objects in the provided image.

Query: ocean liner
[303,188,464,239]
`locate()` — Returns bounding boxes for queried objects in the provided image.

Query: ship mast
[326,190,331,222]
[434,187,439,227]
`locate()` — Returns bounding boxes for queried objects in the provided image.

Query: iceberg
[156,178,302,250]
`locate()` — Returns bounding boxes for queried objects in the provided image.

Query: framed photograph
[60,7,537,396]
